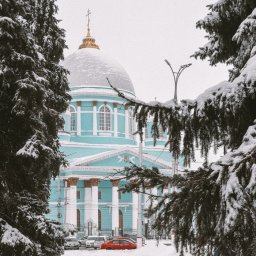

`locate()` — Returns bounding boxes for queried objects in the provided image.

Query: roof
[62,48,135,95]
[67,146,172,169]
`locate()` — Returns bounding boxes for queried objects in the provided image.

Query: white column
[111,180,119,235]
[144,189,151,210]
[125,105,129,139]
[64,180,68,224]
[143,189,151,227]
[77,101,81,136]
[163,186,169,196]
[151,187,158,207]
[163,185,170,206]
[132,192,138,232]
[93,101,97,135]
[65,178,78,227]
[142,127,146,147]
[151,187,158,238]
[84,180,92,227]
[91,179,99,234]
[114,103,118,137]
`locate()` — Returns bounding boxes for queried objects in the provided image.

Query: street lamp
[164,60,191,176]
[137,132,143,248]
[164,59,192,104]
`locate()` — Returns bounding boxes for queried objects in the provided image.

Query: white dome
[62,48,135,94]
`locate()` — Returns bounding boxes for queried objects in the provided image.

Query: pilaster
[125,105,129,139]
[93,101,97,135]
[114,103,118,137]
[77,101,81,136]
[111,179,119,235]
[84,180,92,231]
[90,178,99,234]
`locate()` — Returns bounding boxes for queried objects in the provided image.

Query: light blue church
[48,22,177,238]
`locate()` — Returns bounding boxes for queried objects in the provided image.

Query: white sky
[56,0,228,102]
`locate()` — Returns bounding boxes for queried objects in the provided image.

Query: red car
[101,238,137,250]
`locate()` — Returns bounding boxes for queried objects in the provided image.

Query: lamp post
[164,60,191,175]
[164,59,191,104]
[137,132,143,248]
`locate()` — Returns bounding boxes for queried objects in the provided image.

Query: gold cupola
[79,9,100,50]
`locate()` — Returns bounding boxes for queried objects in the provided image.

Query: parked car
[123,234,145,245]
[85,236,98,248]
[64,237,80,250]
[93,236,107,249]
[117,237,136,244]
[78,236,87,247]
[101,238,137,250]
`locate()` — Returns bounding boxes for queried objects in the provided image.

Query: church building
[47,15,177,238]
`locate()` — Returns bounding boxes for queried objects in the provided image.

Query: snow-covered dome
[63,47,135,95]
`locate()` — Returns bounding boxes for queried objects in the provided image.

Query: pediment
[69,147,171,169]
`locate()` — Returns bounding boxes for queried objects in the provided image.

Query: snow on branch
[16,134,54,159]
[208,122,256,232]
[0,218,34,251]
[16,135,40,159]
[107,77,173,110]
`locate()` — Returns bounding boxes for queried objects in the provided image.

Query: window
[98,191,101,199]
[128,108,134,137]
[120,240,129,244]
[118,191,122,200]
[119,210,123,230]
[99,105,111,131]
[77,209,81,230]
[98,210,102,230]
[145,124,149,139]
[70,106,76,131]
[77,191,80,200]
[158,125,164,138]
[145,123,165,139]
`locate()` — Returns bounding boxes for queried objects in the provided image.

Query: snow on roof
[62,48,135,94]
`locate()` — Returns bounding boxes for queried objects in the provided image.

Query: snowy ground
[63,240,191,256]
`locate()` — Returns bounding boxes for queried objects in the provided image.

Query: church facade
[47,24,177,238]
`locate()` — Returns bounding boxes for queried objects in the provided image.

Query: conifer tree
[110,1,256,255]
[0,0,70,255]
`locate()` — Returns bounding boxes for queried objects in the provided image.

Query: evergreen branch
[107,77,173,111]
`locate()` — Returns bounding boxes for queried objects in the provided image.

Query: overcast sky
[56,0,228,102]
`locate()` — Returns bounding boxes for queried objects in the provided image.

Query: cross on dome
[86,9,91,33]
[79,9,100,50]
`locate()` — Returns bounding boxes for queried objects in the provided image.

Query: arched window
[98,209,102,230]
[145,124,149,139]
[70,106,76,131]
[158,125,164,138]
[77,209,81,231]
[128,108,134,138]
[99,105,111,131]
